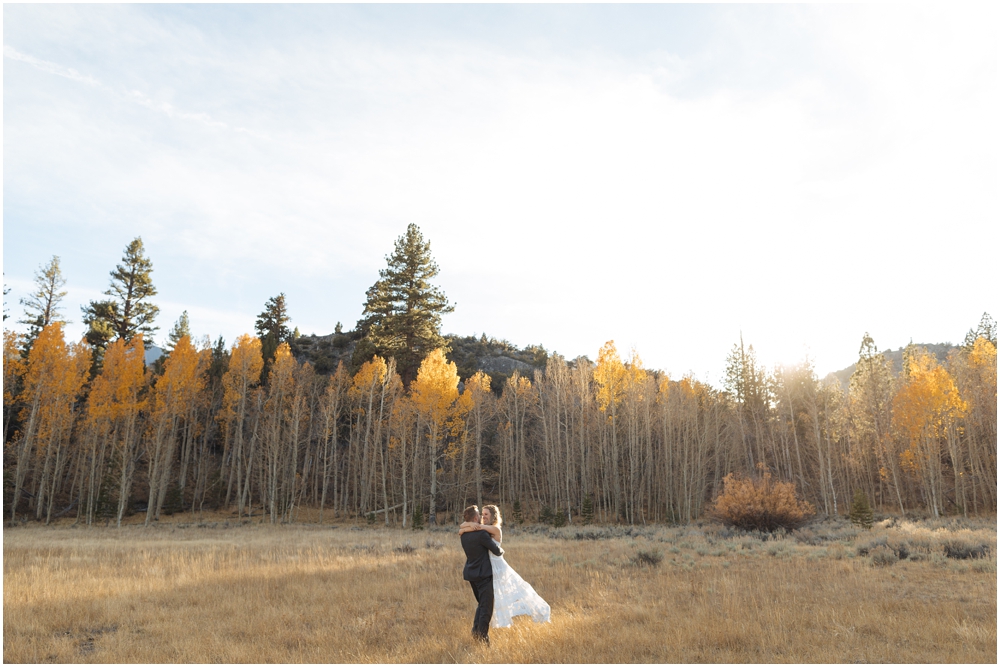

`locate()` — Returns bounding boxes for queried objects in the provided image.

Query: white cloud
[3,45,102,87]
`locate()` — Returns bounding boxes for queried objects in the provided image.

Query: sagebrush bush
[710,472,816,532]
[631,549,664,567]
[943,539,991,560]
[870,545,899,567]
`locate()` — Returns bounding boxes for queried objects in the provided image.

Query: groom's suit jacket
[461,530,504,581]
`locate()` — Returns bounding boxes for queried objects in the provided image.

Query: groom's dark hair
[463,505,480,522]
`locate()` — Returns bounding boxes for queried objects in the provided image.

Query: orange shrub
[711,471,815,532]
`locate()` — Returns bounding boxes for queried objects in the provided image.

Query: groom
[460,505,504,645]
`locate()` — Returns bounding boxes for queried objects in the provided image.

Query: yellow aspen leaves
[411,348,459,428]
[893,349,966,448]
[87,334,147,424]
[594,340,627,415]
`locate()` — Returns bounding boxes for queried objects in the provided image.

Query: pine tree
[255,293,290,379]
[540,505,554,525]
[849,489,874,529]
[411,503,425,530]
[82,237,159,360]
[512,499,523,525]
[963,312,997,349]
[153,311,193,375]
[581,494,595,524]
[355,224,454,385]
[19,256,69,347]
[166,311,191,353]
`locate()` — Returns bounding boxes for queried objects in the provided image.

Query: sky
[3,3,997,386]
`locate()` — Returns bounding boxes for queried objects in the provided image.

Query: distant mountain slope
[825,342,958,391]
[145,344,164,366]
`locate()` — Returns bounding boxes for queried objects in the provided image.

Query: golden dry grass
[4,513,996,663]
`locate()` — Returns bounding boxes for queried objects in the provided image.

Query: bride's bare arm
[457,522,502,543]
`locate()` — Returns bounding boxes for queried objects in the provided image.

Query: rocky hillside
[289,330,557,393]
[288,330,361,375]
[825,342,959,391]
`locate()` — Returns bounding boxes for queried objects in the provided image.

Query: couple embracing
[459,504,550,645]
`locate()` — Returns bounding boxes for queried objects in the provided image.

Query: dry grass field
[4,512,996,663]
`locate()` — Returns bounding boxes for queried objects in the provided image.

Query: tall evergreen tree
[255,293,290,378]
[165,311,192,353]
[81,237,159,354]
[19,255,69,346]
[355,224,454,384]
[963,312,997,349]
[152,310,193,375]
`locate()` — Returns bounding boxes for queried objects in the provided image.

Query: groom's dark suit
[461,531,504,644]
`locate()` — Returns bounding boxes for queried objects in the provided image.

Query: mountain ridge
[291,330,960,393]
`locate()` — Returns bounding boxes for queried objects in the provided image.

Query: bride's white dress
[489,552,551,627]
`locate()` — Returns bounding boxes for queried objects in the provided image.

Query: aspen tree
[849,333,904,513]
[594,341,626,521]
[411,349,460,525]
[145,334,203,524]
[318,361,349,519]
[219,334,263,517]
[84,335,147,527]
[892,347,966,517]
[3,329,26,443]
[724,336,771,471]
[390,394,416,527]
[9,323,88,524]
[499,371,537,512]
[349,356,388,515]
[463,372,494,508]
[950,336,997,512]
[261,343,297,523]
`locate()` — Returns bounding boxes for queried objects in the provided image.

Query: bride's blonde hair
[483,504,502,528]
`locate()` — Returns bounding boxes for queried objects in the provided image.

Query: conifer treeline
[3,320,996,526]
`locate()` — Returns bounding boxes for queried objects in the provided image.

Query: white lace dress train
[489,553,551,628]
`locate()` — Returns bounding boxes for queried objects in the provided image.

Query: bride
[459,504,551,628]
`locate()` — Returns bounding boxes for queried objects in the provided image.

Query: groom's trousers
[469,576,494,643]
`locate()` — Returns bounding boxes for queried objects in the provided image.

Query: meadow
[3,512,996,663]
